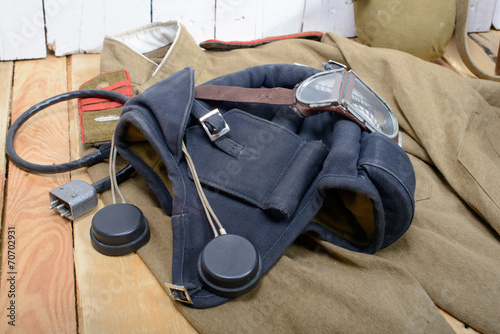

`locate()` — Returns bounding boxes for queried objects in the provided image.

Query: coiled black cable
[6,89,130,173]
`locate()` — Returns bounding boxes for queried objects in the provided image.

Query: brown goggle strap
[194,85,368,131]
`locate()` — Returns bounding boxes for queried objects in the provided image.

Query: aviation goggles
[195,61,399,142]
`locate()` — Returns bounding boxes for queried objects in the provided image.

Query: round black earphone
[198,233,262,298]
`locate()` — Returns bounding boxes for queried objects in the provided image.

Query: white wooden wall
[0,0,498,61]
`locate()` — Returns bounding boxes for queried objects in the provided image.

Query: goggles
[295,61,398,139]
[194,61,399,141]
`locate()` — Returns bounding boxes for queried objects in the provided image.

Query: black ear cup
[90,203,150,256]
[198,234,262,298]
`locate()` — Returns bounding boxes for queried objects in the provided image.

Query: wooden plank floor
[0,30,498,333]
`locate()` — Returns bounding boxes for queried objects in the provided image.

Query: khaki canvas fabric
[91,22,500,333]
[352,0,456,61]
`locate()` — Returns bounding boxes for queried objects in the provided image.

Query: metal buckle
[165,283,194,304]
[199,109,230,141]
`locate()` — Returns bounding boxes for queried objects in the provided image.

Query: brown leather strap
[194,85,406,143]
[195,85,295,106]
[195,84,369,131]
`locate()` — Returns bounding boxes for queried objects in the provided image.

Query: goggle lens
[296,70,344,107]
[343,72,398,139]
[296,64,398,139]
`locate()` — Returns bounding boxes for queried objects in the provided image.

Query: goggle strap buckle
[199,109,230,141]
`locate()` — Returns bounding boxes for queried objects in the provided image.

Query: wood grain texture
[439,309,480,334]
[0,62,14,220]
[469,29,500,63]
[466,33,498,74]
[68,54,197,333]
[438,38,473,77]
[0,54,76,333]
[439,34,499,78]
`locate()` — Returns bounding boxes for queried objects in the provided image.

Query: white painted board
[467,0,496,32]
[262,0,306,38]
[303,0,356,37]
[0,0,46,60]
[1,0,498,59]
[493,0,500,29]
[215,0,265,41]
[153,0,216,44]
[45,0,150,56]
[104,0,151,37]
[215,0,354,42]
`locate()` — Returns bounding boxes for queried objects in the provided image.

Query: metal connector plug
[49,180,98,220]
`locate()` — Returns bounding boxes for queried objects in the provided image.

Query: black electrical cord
[6,89,130,174]
[92,163,136,194]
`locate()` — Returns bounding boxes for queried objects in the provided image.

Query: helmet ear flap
[312,122,415,254]
[357,133,416,248]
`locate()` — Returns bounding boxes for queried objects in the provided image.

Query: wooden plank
[438,37,473,77]
[2,0,498,60]
[0,54,76,332]
[493,0,500,29]
[45,0,89,54]
[469,30,500,62]
[466,34,497,74]
[45,0,151,56]
[0,62,14,220]
[0,1,46,60]
[214,0,308,41]
[103,0,151,38]
[152,0,216,43]
[467,0,496,32]
[439,34,497,78]
[262,0,305,37]
[67,54,101,334]
[68,54,197,333]
[439,309,480,334]
[302,0,357,37]
[215,0,265,41]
